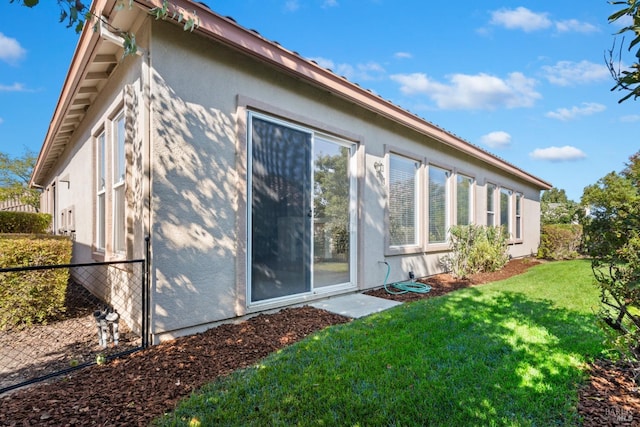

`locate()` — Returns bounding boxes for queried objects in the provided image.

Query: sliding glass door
[248,113,356,303]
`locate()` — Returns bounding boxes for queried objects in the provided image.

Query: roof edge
[31,0,552,191]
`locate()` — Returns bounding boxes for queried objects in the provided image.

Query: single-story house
[30,0,551,343]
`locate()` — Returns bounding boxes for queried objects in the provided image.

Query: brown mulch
[0,258,637,426]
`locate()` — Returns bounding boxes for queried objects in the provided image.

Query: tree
[314,148,350,255]
[0,149,40,211]
[581,150,640,360]
[607,1,640,102]
[10,0,199,56]
[540,187,580,225]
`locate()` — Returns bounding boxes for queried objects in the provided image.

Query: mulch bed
[1,258,638,426]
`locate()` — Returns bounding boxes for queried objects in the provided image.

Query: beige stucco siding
[148,22,240,335]
[37,51,144,264]
[148,21,544,338]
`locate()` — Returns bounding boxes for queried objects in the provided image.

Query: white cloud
[541,60,609,86]
[620,114,640,122]
[310,57,385,81]
[0,82,27,92]
[284,0,299,12]
[394,52,413,59]
[530,146,586,162]
[545,102,606,121]
[489,8,598,34]
[322,0,338,7]
[480,131,512,149]
[555,19,599,33]
[390,71,540,110]
[490,7,551,32]
[0,32,26,65]
[0,117,3,125]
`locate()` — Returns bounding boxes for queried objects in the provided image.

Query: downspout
[140,25,153,347]
[99,16,153,345]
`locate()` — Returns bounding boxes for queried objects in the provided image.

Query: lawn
[155,260,605,426]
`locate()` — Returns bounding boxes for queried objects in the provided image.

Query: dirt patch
[0,280,141,392]
[0,258,636,426]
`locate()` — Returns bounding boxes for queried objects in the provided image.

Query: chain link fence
[0,259,149,394]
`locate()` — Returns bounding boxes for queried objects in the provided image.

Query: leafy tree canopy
[607,0,640,102]
[581,150,640,359]
[540,187,580,225]
[0,149,40,211]
[541,187,569,204]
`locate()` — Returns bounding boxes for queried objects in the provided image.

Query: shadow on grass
[157,288,605,426]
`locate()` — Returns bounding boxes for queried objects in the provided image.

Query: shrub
[581,151,640,361]
[537,224,583,260]
[0,235,72,330]
[443,225,510,278]
[0,211,51,234]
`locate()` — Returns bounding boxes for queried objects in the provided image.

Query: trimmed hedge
[537,224,583,260]
[0,211,51,234]
[0,235,73,330]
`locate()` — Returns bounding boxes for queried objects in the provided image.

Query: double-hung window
[388,153,419,248]
[96,131,106,251]
[515,193,523,240]
[486,183,496,226]
[500,187,512,237]
[456,174,474,226]
[112,112,126,253]
[94,107,127,256]
[428,165,450,244]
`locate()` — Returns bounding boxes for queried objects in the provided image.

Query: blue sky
[1,1,638,201]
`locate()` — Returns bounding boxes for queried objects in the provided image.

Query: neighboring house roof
[31,0,552,190]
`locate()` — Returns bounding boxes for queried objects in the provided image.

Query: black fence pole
[143,235,151,348]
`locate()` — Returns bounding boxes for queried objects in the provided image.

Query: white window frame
[486,182,496,226]
[500,187,513,239]
[427,164,451,247]
[96,130,106,252]
[112,110,126,254]
[386,150,422,254]
[455,173,474,226]
[515,193,523,241]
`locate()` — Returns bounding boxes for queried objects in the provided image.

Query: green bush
[0,211,51,234]
[443,225,510,278]
[537,224,583,260]
[0,235,72,330]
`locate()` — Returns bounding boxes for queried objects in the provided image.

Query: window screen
[429,166,449,244]
[389,154,418,246]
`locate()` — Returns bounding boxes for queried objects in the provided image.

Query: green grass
[155,260,605,426]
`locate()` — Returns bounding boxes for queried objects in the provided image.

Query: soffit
[31,1,139,186]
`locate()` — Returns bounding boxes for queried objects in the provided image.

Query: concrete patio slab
[310,293,402,318]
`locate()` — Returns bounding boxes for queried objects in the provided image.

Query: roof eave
[31,0,552,191]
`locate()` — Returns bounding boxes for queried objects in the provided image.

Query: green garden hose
[382,262,432,295]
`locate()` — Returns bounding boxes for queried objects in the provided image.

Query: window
[112,112,126,253]
[515,193,523,240]
[486,183,496,226]
[94,107,127,256]
[500,188,512,237]
[388,153,419,247]
[428,165,449,244]
[96,131,106,251]
[456,174,474,226]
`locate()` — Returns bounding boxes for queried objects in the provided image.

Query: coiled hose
[382,262,432,295]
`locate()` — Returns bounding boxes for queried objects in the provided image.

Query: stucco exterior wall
[147,21,544,340]
[33,12,545,344]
